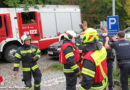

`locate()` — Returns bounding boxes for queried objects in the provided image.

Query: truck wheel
[4,45,18,63]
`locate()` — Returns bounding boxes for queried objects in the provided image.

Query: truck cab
[17,11,42,47]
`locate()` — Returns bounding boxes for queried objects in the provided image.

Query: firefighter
[59,30,80,90]
[13,34,42,90]
[79,28,108,90]
[78,28,98,71]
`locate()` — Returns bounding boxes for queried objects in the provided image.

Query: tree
[3,0,44,9]
[124,0,130,26]
[1,0,129,29]
[102,0,128,29]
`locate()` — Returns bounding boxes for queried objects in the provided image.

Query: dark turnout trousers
[65,73,77,90]
[22,65,42,90]
[119,63,130,90]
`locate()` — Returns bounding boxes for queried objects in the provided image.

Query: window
[21,12,36,24]
[4,16,8,36]
[0,16,2,28]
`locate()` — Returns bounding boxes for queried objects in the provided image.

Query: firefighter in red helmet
[13,34,42,90]
[59,30,80,90]
[79,28,108,90]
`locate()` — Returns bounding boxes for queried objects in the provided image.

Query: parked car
[47,34,82,58]
[47,40,63,58]
[124,27,130,41]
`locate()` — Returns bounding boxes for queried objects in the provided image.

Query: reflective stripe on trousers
[35,84,40,87]
[63,66,74,73]
[14,63,20,67]
[25,87,32,90]
[22,64,39,72]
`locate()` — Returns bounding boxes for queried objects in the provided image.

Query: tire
[4,45,18,63]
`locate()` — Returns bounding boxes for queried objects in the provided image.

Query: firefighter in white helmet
[13,34,42,90]
[59,30,80,90]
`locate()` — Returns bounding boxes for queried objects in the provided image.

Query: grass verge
[113,69,130,89]
[52,62,63,69]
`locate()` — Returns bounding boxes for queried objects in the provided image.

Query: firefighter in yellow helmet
[13,34,42,90]
[78,28,99,59]
[79,28,108,90]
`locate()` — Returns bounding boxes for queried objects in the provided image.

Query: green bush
[52,62,63,69]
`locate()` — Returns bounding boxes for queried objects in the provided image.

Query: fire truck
[0,5,82,62]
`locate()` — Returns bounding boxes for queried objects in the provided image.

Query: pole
[112,0,115,16]
[112,0,117,70]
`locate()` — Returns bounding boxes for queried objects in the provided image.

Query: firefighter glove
[32,56,39,61]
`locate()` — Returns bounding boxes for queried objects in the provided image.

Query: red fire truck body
[0,5,82,62]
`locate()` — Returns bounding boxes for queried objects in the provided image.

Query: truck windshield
[21,12,36,24]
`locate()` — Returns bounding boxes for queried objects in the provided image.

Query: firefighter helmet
[82,28,99,43]
[59,34,64,41]
[21,34,31,44]
[64,30,77,40]
[84,28,96,33]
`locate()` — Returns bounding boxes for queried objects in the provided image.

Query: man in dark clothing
[99,27,116,90]
[13,34,42,90]
[105,31,130,90]
[59,30,80,90]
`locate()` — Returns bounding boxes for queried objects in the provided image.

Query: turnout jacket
[59,40,80,74]
[80,44,108,90]
[13,45,40,71]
